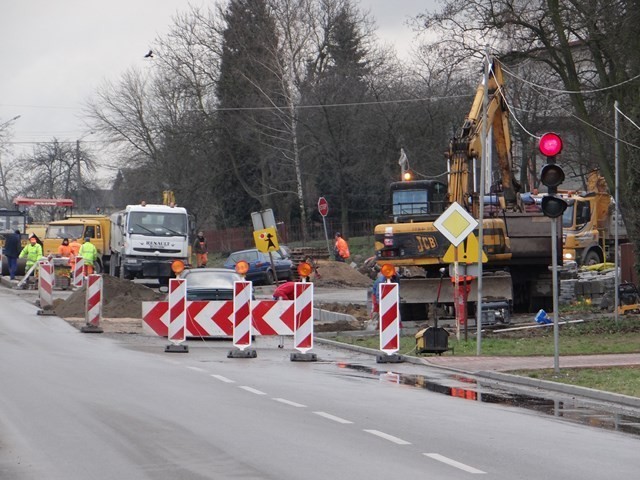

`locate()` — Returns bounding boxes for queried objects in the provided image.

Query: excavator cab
[390,180,447,223]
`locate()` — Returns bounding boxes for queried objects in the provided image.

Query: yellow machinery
[374,60,554,320]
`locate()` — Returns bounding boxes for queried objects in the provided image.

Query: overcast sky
[0,0,434,183]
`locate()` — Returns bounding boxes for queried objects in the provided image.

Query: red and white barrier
[167,278,187,345]
[142,299,294,337]
[233,281,252,350]
[73,258,84,288]
[379,282,400,354]
[85,274,103,328]
[294,282,314,353]
[37,261,54,312]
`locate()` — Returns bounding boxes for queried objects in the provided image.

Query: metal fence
[205,219,382,254]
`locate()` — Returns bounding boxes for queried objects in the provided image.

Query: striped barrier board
[82,274,103,332]
[168,278,187,345]
[379,282,400,354]
[73,258,84,288]
[233,281,252,350]
[294,282,314,353]
[37,261,54,315]
[142,300,294,338]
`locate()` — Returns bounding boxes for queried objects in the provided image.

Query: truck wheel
[583,250,601,266]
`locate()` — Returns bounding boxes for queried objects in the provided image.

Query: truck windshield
[46,225,85,239]
[0,211,27,233]
[392,189,429,215]
[128,212,187,236]
[562,203,574,229]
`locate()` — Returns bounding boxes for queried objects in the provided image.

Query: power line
[501,65,640,94]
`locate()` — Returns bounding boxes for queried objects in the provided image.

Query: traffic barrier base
[376,353,404,364]
[290,352,317,362]
[227,349,257,358]
[165,344,189,353]
[80,324,103,333]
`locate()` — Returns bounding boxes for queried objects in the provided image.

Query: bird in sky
[144,50,154,58]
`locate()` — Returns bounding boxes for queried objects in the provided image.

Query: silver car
[177,267,243,301]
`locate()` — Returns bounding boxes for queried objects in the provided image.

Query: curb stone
[314,337,640,409]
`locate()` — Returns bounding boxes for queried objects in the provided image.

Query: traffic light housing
[538,133,567,218]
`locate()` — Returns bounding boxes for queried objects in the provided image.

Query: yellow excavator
[374,60,555,321]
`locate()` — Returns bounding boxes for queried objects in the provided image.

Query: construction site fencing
[204,219,381,255]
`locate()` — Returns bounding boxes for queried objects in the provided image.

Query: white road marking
[424,453,486,474]
[211,374,235,383]
[273,398,306,408]
[239,386,267,395]
[186,366,206,373]
[364,429,411,445]
[313,411,353,424]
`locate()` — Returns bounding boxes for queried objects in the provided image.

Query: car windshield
[46,225,85,239]
[230,251,260,263]
[127,212,187,236]
[184,271,237,289]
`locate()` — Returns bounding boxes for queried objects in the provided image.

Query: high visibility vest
[19,243,43,268]
[79,242,98,266]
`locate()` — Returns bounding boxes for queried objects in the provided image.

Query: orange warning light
[380,263,396,279]
[171,260,185,274]
[297,262,312,279]
[235,260,249,276]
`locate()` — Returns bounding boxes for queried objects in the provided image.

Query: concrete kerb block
[477,371,640,409]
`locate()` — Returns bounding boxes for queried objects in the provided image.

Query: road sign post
[434,203,481,340]
[318,197,331,256]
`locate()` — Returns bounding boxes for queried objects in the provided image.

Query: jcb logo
[416,235,438,252]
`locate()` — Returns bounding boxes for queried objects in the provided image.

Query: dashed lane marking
[313,411,353,424]
[211,374,235,383]
[187,366,206,373]
[273,398,306,408]
[364,429,411,445]
[239,386,267,395]
[424,453,486,474]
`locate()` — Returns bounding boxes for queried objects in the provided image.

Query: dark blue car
[223,248,294,285]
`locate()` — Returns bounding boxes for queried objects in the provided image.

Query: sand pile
[310,260,373,288]
[54,275,164,319]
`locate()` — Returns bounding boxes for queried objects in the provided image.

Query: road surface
[0,287,638,479]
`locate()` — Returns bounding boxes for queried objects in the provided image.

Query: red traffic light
[539,132,563,157]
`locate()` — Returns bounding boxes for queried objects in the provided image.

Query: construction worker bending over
[273,281,296,300]
[78,236,98,275]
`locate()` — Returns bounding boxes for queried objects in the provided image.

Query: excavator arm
[447,60,520,211]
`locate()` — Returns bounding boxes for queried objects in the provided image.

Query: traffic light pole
[551,217,560,374]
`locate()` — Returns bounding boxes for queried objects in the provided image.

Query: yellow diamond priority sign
[433,202,478,247]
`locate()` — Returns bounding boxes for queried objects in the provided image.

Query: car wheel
[265,270,275,285]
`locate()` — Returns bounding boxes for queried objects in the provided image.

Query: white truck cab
[109,203,192,285]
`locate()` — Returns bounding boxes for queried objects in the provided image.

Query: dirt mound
[54,276,164,319]
[311,260,372,288]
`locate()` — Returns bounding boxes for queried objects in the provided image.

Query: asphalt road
[1,288,639,479]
